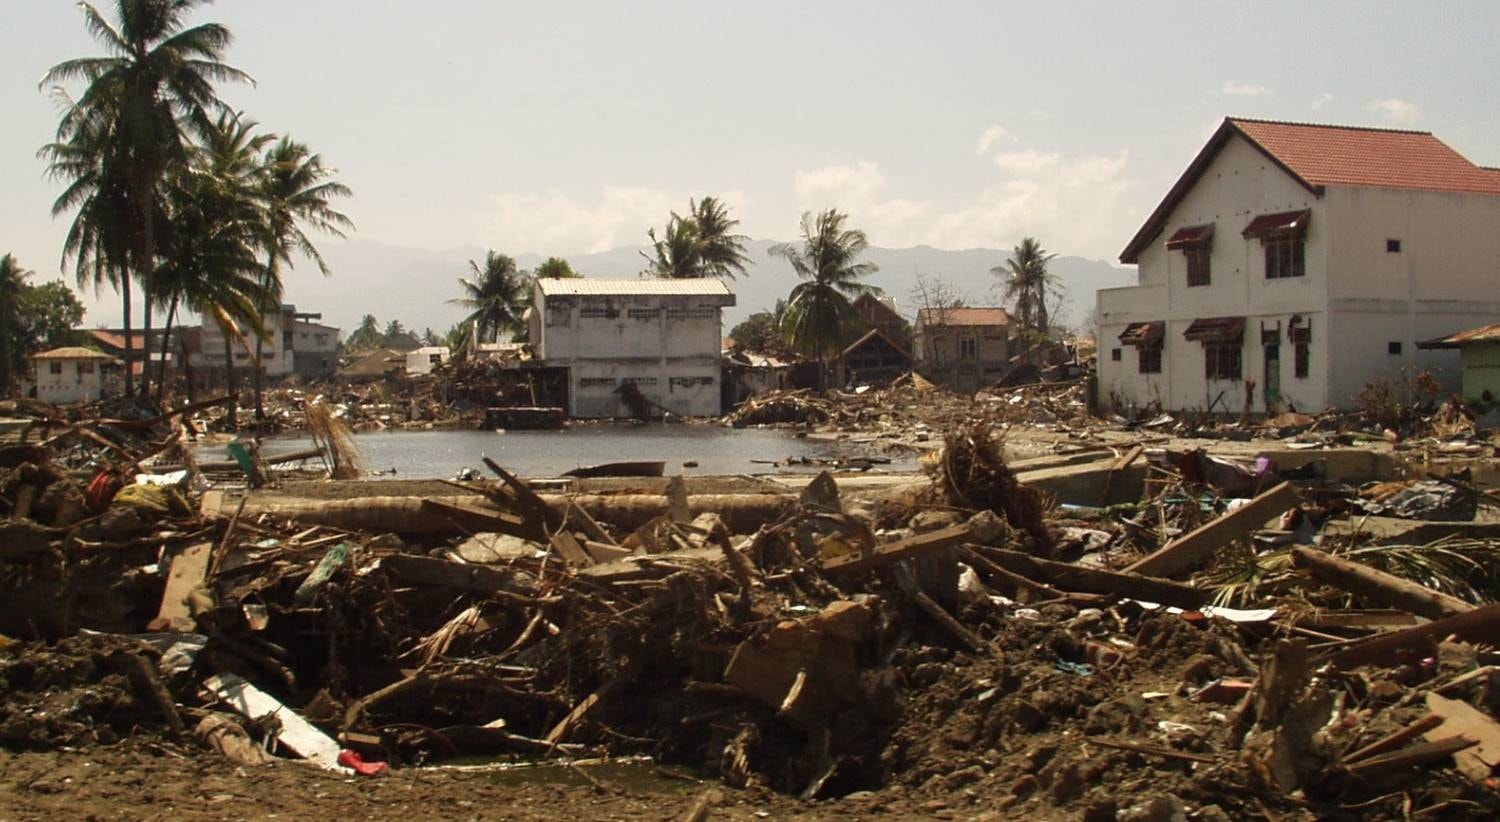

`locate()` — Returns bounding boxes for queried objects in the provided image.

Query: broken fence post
[1125,481,1300,579]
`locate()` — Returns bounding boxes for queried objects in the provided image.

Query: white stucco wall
[32,358,109,403]
[532,287,732,418]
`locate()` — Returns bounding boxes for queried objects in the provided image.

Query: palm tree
[771,209,879,391]
[640,214,701,278]
[38,95,139,394]
[640,196,751,279]
[993,237,1057,364]
[250,136,353,418]
[690,196,750,279]
[0,255,34,389]
[43,0,251,396]
[450,251,530,343]
[347,314,380,350]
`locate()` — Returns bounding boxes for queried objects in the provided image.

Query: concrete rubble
[4,383,1500,820]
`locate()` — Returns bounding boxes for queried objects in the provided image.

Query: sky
[4,0,1500,326]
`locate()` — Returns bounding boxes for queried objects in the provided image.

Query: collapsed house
[1099,117,1500,415]
[528,277,736,418]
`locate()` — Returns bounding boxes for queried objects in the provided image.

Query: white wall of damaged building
[532,278,734,418]
[1098,120,1500,415]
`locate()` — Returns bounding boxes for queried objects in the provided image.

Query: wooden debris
[377,554,524,595]
[196,713,277,766]
[1126,481,1299,578]
[1330,603,1500,669]
[1289,546,1473,620]
[1085,736,1218,763]
[149,542,214,632]
[1344,714,1445,764]
[1346,735,1478,781]
[293,542,351,606]
[1425,693,1500,785]
[822,524,972,576]
[974,546,1210,609]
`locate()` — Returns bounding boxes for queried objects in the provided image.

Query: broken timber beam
[1125,481,1300,579]
[1290,546,1473,620]
[822,525,971,576]
[1424,692,1500,785]
[377,554,522,595]
[1344,736,1477,781]
[975,546,1210,609]
[1330,602,1500,669]
[149,542,214,632]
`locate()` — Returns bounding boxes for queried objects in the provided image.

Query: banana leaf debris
[5,402,1500,819]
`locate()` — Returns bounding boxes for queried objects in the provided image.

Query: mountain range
[292,238,1137,336]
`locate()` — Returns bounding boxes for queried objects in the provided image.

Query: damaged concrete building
[1098,117,1500,414]
[528,277,735,418]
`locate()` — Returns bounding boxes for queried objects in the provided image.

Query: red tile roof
[1121,118,1500,263]
[916,307,1011,327]
[1234,119,1500,195]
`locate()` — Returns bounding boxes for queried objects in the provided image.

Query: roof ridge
[1228,116,1433,137]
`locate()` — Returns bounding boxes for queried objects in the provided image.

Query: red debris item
[84,467,126,513]
[337,749,389,776]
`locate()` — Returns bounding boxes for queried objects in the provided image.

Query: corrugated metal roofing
[536,277,734,297]
[1418,323,1500,349]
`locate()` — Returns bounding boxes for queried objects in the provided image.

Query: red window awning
[1118,321,1165,346]
[1242,209,1311,238]
[1165,224,1214,250]
[1183,316,1245,343]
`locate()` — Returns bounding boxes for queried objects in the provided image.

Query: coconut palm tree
[691,196,750,279]
[0,255,34,389]
[640,197,750,279]
[249,136,353,418]
[640,214,701,279]
[451,252,530,343]
[771,209,879,391]
[42,0,251,396]
[347,314,381,351]
[38,97,140,393]
[993,236,1057,364]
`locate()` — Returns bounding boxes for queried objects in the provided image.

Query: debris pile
[3,413,1500,818]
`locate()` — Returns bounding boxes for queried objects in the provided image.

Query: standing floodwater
[198,425,917,479]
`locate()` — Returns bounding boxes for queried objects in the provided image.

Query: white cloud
[478,187,747,255]
[992,149,1062,174]
[790,148,1135,260]
[1221,80,1270,97]
[1311,92,1333,111]
[974,124,1016,155]
[1370,97,1421,124]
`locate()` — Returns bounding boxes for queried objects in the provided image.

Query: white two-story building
[528,278,735,418]
[1098,117,1500,414]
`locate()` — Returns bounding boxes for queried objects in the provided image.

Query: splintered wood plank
[1425,693,1500,784]
[149,542,213,632]
[204,672,344,771]
[1126,482,1299,578]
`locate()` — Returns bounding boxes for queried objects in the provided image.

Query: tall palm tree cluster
[640,196,751,279]
[993,236,1059,363]
[38,0,351,414]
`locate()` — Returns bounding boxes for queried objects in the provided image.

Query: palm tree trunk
[137,182,156,398]
[0,298,12,391]
[180,331,196,405]
[156,295,178,402]
[120,267,134,397]
[224,333,238,429]
[252,316,267,419]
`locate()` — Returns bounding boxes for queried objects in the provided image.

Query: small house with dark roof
[840,327,912,387]
[1098,117,1500,414]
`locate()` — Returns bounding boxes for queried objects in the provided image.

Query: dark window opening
[1386,239,1401,253]
[1294,343,1310,378]
[1185,247,1211,287]
[1388,341,1402,355]
[1265,236,1306,279]
[959,336,977,360]
[1110,348,1122,362]
[1205,343,1242,381]
[1138,345,1162,374]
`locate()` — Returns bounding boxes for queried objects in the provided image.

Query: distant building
[192,305,339,385]
[529,278,735,418]
[912,307,1012,392]
[851,293,908,348]
[405,346,450,375]
[1099,117,1500,414]
[1418,324,1500,405]
[30,347,121,403]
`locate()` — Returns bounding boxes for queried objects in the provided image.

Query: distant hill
[288,237,1136,336]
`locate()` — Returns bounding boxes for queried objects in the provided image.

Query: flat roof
[536,277,734,298]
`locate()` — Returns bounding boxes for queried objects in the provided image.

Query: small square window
[1386,239,1401,253]
[1111,348,1122,362]
[1387,342,1402,355]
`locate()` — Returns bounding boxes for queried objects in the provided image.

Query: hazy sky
[5,1,1500,323]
